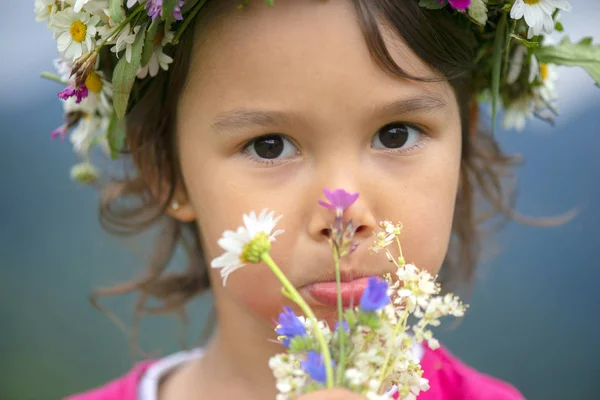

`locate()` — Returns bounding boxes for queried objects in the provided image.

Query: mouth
[302,276,374,309]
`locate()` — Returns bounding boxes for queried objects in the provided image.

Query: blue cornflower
[359,277,390,311]
[275,307,306,347]
[301,350,334,384]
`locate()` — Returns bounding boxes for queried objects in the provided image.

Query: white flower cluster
[269,221,467,400]
[34,0,177,182]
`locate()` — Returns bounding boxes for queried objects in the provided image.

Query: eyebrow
[210,93,447,135]
[211,109,307,135]
[370,92,448,118]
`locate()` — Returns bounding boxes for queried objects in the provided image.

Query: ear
[165,190,197,222]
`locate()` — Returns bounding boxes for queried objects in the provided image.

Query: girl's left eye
[371,122,422,151]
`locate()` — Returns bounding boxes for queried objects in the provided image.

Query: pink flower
[444,0,471,10]
[318,188,359,216]
[50,125,68,140]
[58,84,89,104]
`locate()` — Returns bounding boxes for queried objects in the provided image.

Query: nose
[308,188,377,244]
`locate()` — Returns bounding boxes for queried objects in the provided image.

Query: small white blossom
[510,0,571,39]
[137,28,175,78]
[50,7,101,60]
[211,209,284,285]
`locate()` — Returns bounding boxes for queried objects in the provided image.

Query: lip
[305,277,372,308]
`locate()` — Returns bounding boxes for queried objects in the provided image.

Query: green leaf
[107,111,127,158]
[141,20,160,67]
[510,34,539,49]
[108,0,124,24]
[555,21,564,32]
[535,36,600,86]
[112,23,147,119]
[490,12,507,136]
[162,0,179,23]
[418,0,446,9]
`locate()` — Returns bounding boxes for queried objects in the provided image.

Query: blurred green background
[2,2,600,400]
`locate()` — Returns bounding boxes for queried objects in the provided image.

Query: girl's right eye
[242,134,299,164]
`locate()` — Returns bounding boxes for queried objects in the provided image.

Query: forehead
[179,0,456,121]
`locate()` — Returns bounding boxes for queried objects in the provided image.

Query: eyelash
[239,122,428,165]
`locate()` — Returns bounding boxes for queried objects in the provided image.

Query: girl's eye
[243,134,299,161]
[371,123,422,150]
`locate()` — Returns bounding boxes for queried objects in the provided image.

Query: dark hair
[92,0,554,351]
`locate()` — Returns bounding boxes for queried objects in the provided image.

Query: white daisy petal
[211,209,284,285]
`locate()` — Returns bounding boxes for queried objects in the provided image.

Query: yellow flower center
[240,232,271,264]
[85,71,103,94]
[540,64,549,81]
[524,0,541,4]
[48,5,53,13]
[70,20,87,43]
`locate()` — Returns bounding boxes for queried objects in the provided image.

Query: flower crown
[35,0,599,184]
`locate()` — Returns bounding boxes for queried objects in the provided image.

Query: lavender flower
[359,277,390,312]
[276,307,306,347]
[146,0,185,22]
[301,350,333,384]
[318,188,359,216]
[58,84,88,103]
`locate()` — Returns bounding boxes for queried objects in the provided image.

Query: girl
[36,0,590,399]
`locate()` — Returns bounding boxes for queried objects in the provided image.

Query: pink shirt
[65,344,524,400]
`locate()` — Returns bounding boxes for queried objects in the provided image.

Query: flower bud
[70,162,99,184]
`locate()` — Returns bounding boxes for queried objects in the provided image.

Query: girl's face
[175,1,462,328]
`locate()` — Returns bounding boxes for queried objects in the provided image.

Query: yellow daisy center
[85,72,103,94]
[540,64,549,81]
[524,0,541,4]
[70,20,87,43]
[240,232,271,264]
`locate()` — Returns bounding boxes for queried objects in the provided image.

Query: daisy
[510,0,572,38]
[137,28,175,78]
[50,7,101,60]
[211,209,284,285]
[69,114,110,157]
[108,24,141,63]
[503,95,534,132]
[73,0,109,14]
[34,0,57,22]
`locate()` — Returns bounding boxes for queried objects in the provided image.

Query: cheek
[375,145,460,276]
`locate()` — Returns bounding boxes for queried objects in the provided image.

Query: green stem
[40,72,68,85]
[333,247,345,386]
[261,253,334,388]
[378,309,409,388]
[173,0,208,44]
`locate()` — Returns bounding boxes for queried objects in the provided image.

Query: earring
[171,200,180,210]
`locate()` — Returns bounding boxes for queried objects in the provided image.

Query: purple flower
[146,0,185,22]
[443,0,471,11]
[50,125,68,141]
[318,189,359,216]
[301,350,333,384]
[58,84,89,104]
[359,277,390,312]
[275,307,306,347]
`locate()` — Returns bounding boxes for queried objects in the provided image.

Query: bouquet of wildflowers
[210,189,467,399]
